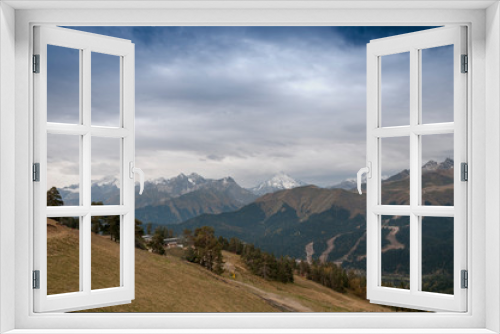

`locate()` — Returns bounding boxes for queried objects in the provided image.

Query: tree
[47,187,63,207]
[151,227,166,255]
[135,219,147,250]
[186,226,224,275]
[146,223,152,236]
[108,216,120,242]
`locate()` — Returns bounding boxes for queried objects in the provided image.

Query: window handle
[129,161,145,195]
[357,162,371,195]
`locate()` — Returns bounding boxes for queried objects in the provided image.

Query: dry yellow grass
[47,219,392,313]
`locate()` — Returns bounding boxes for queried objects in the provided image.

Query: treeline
[47,187,147,250]
[221,237,294,283]
[183,226,224,275]
[182,228,294,283]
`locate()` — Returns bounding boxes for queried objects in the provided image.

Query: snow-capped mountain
[330,158,454,192]
[422,158,454,172]
[56,172,257,209]
[249,172,306,196]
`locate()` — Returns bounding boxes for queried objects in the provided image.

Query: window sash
[32,25,136,313]
[366,26,468,312]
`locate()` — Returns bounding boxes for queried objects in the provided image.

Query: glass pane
[381,137,410,205]
[381,215,410,289]
[47,45,80,124]
[91,137,121,205]
[47,216,80,295]
[381,52,410,127]
[421,217,454,294]
[91,215,121,290]
[47,134,80,206]
[92,52,121,127]
[421,133,454,206]
[421,45,454,124]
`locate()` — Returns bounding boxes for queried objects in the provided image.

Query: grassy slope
[47,219,391,313]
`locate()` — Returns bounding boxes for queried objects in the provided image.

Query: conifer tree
[47,187,64,207]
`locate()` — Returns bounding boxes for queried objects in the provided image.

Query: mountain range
[167,158,454,280]
[56,158,453,274]
[57,172,306,226]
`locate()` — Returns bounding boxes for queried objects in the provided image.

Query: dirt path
[357,226,404,261]
[223,252,313,312]
[319,234,341,263]
[305,242,314,264]
[382,226,404,251]
[333,232,366,264]
[233,280,314,312]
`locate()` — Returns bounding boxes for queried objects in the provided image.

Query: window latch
[357,162,371,195]
[129,161,145,195]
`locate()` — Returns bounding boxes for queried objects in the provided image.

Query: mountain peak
[250,173,306,196]
[422,160,438,171]
[422,158,454,172]
[438,158,454,170]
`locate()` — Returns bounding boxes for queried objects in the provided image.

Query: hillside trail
[232,279,314,312]
[319,234,342,263]
[357,226,403,261]
[334,232,366,264]
[225,254,313,312]
[382,226,404,251]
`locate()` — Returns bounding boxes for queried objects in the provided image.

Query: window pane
[381,137,410,205]
[421,217,454,294]
[421,134,454,206]
[47,217,80,295]
[47,134,80,206]
[381,52,410,127]
[381,216,410,289]
[91,215,121,290]
[47,45,80,124]
[381,215,410,289]
[421,45,454,124]
[92,52,121,127]
[91,137,121,205]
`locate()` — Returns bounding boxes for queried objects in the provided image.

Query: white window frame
[33,26,136,313]
[0,1,499,333]
[366,26,468,312]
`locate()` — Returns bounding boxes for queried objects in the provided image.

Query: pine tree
[47,187,64,207]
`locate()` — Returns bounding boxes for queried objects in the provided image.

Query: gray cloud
[48,26,449,189]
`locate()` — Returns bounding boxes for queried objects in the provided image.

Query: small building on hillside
[142,234,153,243]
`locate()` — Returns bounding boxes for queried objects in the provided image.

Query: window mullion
[409,47,420,294]
[82,47,92,294]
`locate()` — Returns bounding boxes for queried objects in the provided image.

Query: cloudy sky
[47,26,454,189]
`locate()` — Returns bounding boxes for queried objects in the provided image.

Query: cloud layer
[48,26,452,189]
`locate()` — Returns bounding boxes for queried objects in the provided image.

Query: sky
[46,26,454,189]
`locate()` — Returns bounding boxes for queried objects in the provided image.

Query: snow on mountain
[93,175,120,187]
[422,158,454,173]
[329,179,357,190]
[250,172,306,196]
[57,172,256,208]
[437,158,454,170]
[422,160,439,172]
[330,158,454,191]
